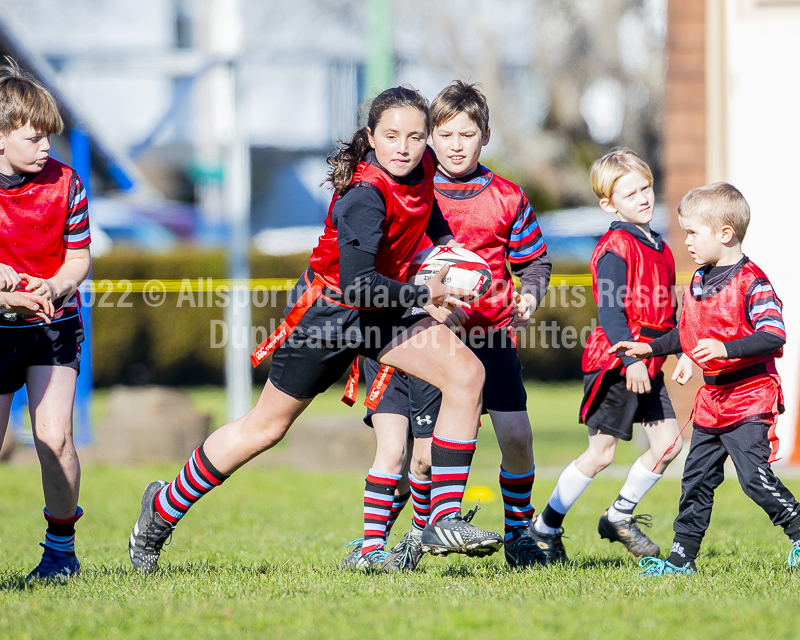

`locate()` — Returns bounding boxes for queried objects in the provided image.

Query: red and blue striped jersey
[433,165,546,330]
[690,268,786,341]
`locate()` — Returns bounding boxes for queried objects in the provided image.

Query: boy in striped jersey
[420,81,551,567]
[0,59,91,581]
[612,182,800,575]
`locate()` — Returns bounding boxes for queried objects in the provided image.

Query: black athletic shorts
[0,314,84,395]
[362,357,441,438]
[465,328,527,413]
[268,270,430,399]
[582,370,675,441]
[361,326,527,429]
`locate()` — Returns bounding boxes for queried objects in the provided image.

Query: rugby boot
[339,538,363,569]
[527,515,568,563]
[26,544,81,581]
[598,510,660,558]
[788,543,800,570]
[638,556,696,577]
[354,544,388,571]
[504,527,548,568]
[382,527,424,572]
[421,505,503,557]
[129,481,175,573]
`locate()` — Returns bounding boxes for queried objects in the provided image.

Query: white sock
[532,460,593,537]
[607,457,662,523]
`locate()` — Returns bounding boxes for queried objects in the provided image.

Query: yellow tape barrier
[84,273,695,293]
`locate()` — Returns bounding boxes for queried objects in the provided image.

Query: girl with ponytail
[128,86,503,574]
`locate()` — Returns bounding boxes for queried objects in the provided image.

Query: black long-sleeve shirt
[333,160,451,308]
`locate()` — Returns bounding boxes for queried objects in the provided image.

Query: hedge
[91,248,596,386]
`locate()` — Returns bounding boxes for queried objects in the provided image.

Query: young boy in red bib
[0,59,92,580]
[530,149,693,562]
[611,182,800,575]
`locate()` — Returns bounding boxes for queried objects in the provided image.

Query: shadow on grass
[571,557,629,570]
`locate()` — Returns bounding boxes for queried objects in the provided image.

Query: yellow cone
[464,485,496,504]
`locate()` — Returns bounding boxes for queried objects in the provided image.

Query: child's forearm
[649,327,682,357]
[48,250,91,300]
[723,330,785,359]
[512,251,551,311]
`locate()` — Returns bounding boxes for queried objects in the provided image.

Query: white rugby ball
[408,246,492,299]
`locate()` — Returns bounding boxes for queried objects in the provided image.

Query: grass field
[1,383,799,639]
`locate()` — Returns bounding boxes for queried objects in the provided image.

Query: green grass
[2,384,799,639]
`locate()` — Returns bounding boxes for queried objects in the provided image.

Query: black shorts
[0,314,84,395]
[466,328,527,413]
[362,357,441,438]
[582,370,675,441]
[363,326,526,430]
[267,270,430,399]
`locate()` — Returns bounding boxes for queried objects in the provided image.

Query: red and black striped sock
[362,468,401,555]
[385,490,410,538]
[499,467,535,542]
[155,445,228,525]
[429,435,477,524]
[409,471,432,531]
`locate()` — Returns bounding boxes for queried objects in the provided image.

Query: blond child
[530,148,693,561]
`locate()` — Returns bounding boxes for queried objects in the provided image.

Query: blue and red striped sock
[409,471,432,531]
[155,445,228,525]
[43,507,83,555]
[499,466,536,542]
[362,468,401,555]
[385,490,410,538]
[429,435,477,524]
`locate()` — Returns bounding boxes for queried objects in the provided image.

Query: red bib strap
[364,364,395,410]
[250,275,325,367]
[342,357,360,406]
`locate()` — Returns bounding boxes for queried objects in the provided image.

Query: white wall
[722,0,800,461]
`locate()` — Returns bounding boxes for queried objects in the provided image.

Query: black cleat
[339,538,363,569]
[598,510,660,558]
[504,528,548,568]
[382,527,425,572]
[129,481,175,573]
[527,515,568,563]
[421,505,503,557]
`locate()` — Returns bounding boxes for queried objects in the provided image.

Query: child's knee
[445,356,484,399]
[410,455,431,479]
[496,419,533,450]
[585,445,616,471]
[661,436,683,462]
[34,415,73,456]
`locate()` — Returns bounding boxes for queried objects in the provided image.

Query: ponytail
[325,127,372,196]
[324,85,430,197]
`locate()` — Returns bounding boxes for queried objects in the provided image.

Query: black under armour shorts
[362,357,441,438]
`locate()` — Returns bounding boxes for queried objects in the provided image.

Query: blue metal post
[70,128,93,447]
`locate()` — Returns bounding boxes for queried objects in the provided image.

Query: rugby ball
[408,246,492,299]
